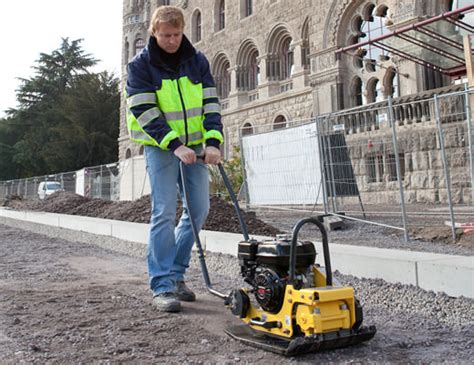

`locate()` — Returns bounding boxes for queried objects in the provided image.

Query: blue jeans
[144,145,210,296]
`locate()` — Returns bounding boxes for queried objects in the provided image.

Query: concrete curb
[0,207,472,299]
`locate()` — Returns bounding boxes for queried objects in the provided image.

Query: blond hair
[149,6,185,34]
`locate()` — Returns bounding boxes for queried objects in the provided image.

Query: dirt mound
[95,195,151,223]
[410,225,473,248]
[4,191,281,236]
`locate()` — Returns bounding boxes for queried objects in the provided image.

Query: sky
[0,1,123,118]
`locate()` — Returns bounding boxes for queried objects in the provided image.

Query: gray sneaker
[175,281,196,302]
[153,292,181,312]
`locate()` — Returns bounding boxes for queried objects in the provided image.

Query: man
[125,5,223,312]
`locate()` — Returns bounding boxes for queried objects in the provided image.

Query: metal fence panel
[238,87,473,240]
[434,89,474,241]
[316,102,408,234]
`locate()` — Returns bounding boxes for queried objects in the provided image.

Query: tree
[1,38,120,179]
[0,117,23,179]
[16,38,96,108]
[50,71,120,170]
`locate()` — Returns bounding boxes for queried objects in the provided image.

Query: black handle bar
[180,158,251,300]
[289,217,332,287]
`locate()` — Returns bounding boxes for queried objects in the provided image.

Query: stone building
[119,0,472,204]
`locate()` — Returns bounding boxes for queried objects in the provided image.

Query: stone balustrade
[325,85,465,135]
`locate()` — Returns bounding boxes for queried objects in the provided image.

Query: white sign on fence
[241,122,323,206]
[119,156,150,201]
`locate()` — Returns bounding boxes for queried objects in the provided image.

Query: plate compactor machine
[180,161,376,356]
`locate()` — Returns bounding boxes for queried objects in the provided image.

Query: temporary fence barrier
[239,86,474,242]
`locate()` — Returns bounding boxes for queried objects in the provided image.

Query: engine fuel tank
[238,234,316,270]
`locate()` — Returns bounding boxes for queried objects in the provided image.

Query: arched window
[139,146,144,155]
[351,3,390,72]
[236,40,260,91]
[385,68,399,98]
[218,0,225,30]
[125,148,132,159]
[342,2,397,108]
[193,11,202,43]
[241,122,254,136]
[267,25,293,81]
[134,38,145,56]
[367,78,383,103]
[212,53,231,99]
[273,115,287,130]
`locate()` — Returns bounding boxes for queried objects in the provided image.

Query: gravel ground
[0,217,473,363]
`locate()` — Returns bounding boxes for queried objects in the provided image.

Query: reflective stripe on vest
[126,111,159,146]
[129,129,149,141]
[179,131,203,144]
[163,107,202,121]
[124,88,160,147]
[203,103,220,114]
[127,92,156,108]
[137,107,160,128]
[203,87,217,99]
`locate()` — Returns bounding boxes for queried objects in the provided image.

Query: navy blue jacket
[126,35,222,150]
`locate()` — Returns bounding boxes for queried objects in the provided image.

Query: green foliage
[0,38,119,179]
[48,71,120,170]
[209,145,244,200]
[0,119,22,179]
[16,38,96,109]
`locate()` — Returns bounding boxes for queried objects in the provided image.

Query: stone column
[229,66,237,94]
[291,40,303,75]
[228,66,239,109]
[290,41,308,89]
[257,55,268,84]
[257,55,270,99]
[258,53,280,98]
[228,66,248,109]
